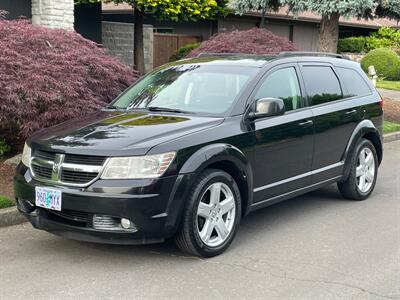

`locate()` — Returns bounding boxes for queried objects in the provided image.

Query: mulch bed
[384,98,400,123]
[0,159,15,200]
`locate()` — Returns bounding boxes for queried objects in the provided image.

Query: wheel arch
[342,120,383,181]
[179,143,253,217]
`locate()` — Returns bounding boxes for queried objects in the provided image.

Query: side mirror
[248,97,285,120]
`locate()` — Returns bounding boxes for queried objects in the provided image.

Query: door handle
[345,109,357,115]
[298,120,313,127]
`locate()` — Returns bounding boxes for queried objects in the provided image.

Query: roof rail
[197,52,248,58]
[279,51,345,59]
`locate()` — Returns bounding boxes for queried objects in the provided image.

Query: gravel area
[0,159,15,200]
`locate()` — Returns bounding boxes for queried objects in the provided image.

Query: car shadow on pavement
[233,184,349,246]
[29,184,350,260]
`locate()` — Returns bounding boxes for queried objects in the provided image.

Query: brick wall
[102,21,154,73]
[31,0,74,31]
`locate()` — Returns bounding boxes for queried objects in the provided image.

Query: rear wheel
[338,139,378,200]
[175,169,241,257]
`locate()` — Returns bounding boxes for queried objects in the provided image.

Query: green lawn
[384,121,400,134]
[376,80,400,91]
[0,195,14,209]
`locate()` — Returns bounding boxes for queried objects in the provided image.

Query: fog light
[92,215,137,232]
[121,218,131,229]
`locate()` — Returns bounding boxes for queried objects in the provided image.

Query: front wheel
[338,139,378,200]
[175,169,241,257]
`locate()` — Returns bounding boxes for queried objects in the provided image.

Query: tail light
[379,98,384,109]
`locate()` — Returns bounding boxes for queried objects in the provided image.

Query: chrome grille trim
[30,152,108,187]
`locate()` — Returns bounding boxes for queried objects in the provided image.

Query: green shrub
[0,139,11,157]
[169,43,200,62]
[341,28,400,53]
[365,27,400,51]
[371,27,400,44]
[361,48,400,80]
[338,37,367,53]
[0,196,14,209]
[365,37,394,51]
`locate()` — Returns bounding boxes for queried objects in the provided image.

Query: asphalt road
[1,141,399,300]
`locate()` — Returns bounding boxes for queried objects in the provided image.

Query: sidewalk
[378,88,400,101]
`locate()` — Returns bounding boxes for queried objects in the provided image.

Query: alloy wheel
[356,147,375,193]
[196,182,236,247]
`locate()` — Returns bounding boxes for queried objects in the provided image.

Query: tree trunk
[134,7,145,75]
[318,13,340,53]
[260,8,266,28]
[260,0,268,28]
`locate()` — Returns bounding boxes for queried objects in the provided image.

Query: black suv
[15,52,383,257]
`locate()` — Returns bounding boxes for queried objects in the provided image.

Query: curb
[383,132,400,143]
[0,206,27,228]
[0,131,399,228]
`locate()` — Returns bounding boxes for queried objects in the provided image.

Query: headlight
[21,143,32,167]
[101,152,176,179]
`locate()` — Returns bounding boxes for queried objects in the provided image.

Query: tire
[338,139,378,200]
[175,169,241,258]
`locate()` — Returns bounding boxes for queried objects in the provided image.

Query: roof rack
[196,51,348,60]
[197,53,249,58]
[279,51,345,59]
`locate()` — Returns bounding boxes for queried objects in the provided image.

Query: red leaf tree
[188,28,297,57]
[0,17,138,148]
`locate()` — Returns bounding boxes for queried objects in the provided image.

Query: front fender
[179,143,253,214]
[341,120,382,181]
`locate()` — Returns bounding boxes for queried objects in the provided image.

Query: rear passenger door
[299,64,360,182]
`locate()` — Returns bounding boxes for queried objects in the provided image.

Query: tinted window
[336,67,372,97]
[255,67,302,111]
[302,66,343,105]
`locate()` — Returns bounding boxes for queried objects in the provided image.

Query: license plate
[35,187,62,211]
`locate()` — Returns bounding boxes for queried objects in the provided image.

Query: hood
[29,111,224,156]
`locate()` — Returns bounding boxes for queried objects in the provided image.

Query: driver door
[251,65,314,204]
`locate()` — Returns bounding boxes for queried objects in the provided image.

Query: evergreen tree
[229,0,282,28]
[284,0,400,53]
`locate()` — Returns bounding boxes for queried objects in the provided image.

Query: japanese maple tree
[187,27,297,57]
[0,17,138,147]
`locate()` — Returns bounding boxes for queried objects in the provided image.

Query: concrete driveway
[378,88,400,101]
[1,141,399,300]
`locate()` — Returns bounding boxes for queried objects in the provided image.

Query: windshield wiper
[147,106,194,114]
[105,104,120,110]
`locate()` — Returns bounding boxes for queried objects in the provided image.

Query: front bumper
[14,164,194,245]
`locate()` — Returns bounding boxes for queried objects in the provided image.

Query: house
[0,0,102,43]
[2,0,399,72]
[103,3,400,52]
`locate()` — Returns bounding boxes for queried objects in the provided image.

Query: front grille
[64,154,106,166]
[32,164,52,179]
[34,150,56,161]
[30,150,106,186]
[61,170,98,184]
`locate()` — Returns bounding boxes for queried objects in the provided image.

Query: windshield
[109,64,257,115]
